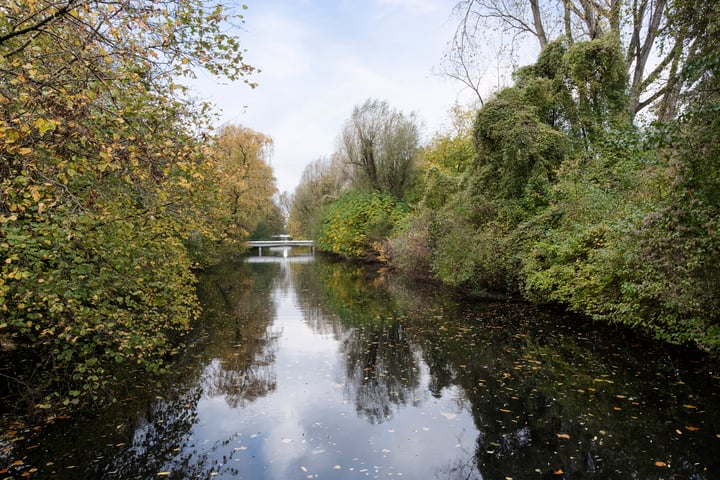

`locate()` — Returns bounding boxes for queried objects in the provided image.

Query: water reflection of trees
[93,260,283,478]
[408,302,720,480]
[342,325,421,423]
[294,258,720,480]
[293,260,421,423]
[194,261,281,408]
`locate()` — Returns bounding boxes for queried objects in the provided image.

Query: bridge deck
[246,239,315,256]
[246,240,314,247]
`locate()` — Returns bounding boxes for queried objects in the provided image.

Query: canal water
[4,254,720,479]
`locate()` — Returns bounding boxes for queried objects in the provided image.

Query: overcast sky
[189,0,478,194]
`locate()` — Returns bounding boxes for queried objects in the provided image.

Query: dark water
[3,254,720,479]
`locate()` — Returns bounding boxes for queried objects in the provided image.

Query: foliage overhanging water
[3,253,720,479]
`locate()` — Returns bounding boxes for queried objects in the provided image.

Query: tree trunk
[529,0,548,48]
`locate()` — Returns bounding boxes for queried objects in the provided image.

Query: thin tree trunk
[529,0,548,48]
[564,0,574,44]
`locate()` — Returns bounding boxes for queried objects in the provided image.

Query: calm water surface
[4,254,720,479]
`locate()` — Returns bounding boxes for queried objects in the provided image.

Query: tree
[448,0,689,120]
[338,99,420,198]
[616,0,720,348]
[0,0,256,413]
[213,124,278,242]
[287,155,348,239]
[316,192,409,259]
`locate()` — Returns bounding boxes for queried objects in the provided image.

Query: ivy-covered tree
[448,0,689,120]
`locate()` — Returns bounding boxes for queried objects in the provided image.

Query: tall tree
[0,0,255,413]
[339,99,420,198]
[214,124,278,242]
[448,0,688,120]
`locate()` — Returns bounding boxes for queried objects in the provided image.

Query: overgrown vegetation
[288,99,420,260]
[316,192,409,259]
[291,0,720,351]
[0,0,279,415]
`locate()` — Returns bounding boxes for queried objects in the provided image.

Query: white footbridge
[246,239,315,256]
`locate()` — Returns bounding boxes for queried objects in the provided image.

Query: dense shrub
[316,192,409,259]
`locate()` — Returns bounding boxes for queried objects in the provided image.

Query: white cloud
[189,0,465,194]
[374,0,440,15]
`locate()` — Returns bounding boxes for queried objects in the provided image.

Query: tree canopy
[0,0,260,413]
[447,0,700,120]
[338,99,420,199]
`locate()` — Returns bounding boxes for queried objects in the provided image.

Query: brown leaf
[556,433,571,440]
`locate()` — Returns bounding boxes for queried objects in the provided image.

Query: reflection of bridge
[246,239,315,256]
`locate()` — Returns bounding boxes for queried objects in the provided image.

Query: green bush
[316,192,409,259]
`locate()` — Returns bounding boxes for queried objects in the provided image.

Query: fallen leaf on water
[157,472,171,477]
[685,425,700,431]
[300,466,308,472]
[655,461,667,467]
[499,408,512,413]
[553,468,564,475]
[556,433,571,440]
[683,404,698,409]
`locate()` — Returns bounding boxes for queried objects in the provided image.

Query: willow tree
[339,99,420,199]
[0,0,255,413]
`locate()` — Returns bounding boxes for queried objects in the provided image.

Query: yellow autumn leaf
[34,118,57,135]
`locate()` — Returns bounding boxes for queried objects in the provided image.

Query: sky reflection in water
[149,255,481,479]
[10,253,720,479]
